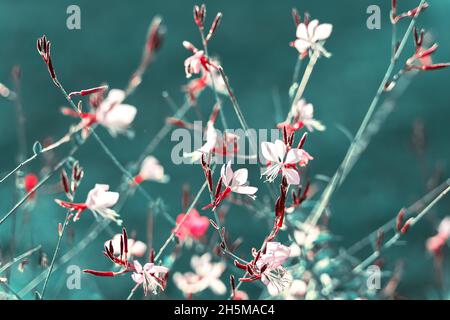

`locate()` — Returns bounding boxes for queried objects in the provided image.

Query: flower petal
[283,168,300,185]
[311,23,333,42]
[261,142,279,163]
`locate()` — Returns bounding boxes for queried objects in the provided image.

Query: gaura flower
[291,18,332,59]
[55,184,122,225]
[95,89,137,136]
[291,99,325,132]
[62,88,137,138]
[184,120,238,162]
[261,139,313,185]
[173,208,209,242]
[173,253,226,296]
[183,41,220,78]
[106,234,147,258]
[221,161,258,198]
[183,57,227,103]
[131,260,169,296]
[133,156,169,184]
[238,242,291,296]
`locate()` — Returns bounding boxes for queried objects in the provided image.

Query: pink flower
[134,156,169,184]
[292,19,332,59]
[55,184,122,225]
[95,89,137,136]
[131,260,169,295]
[261,139,313,185]
[173,209,209,242]
[173,253,226,296]
[106,234,147,258]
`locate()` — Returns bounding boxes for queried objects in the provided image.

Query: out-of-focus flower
[173,253,226,296]
[24,173,39,199]
[131,260,169,295]
[62,88,137,138]
[426,217,450,256]
[173,209,209,242]
[261,139,313,185]
[291,99,325,132]
[95,89,137,136]
[285,279,307,300]
[134,156,169,184]
[183,41,220,79]
[106,234,147,258]
[55,184,122,225]
[291,18,332,59]
[289,226,322,257]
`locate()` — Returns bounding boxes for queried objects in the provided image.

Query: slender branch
[0,245,42,274]
[40,213,70,299]
[308,0,426,226]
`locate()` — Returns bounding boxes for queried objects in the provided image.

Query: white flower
[285,279,307,300]
[95,89,137,136]
[173,253,226,296]
[261,139,313,185]
[184,121,218,162]
[131,260,169,295]
[292,99,325,132]
[137,156,169,183]
[106,234,147,258]
[293,19,333,58]
[438,217,450,239]
[221,161,258,198]
[85,184,122,225]
[254,242,291,296]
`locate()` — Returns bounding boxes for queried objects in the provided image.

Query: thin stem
[40,213,70,299]
[308,1,425,227]
[0,245,42,275]
[286,50,319,122]
[154,174,211,261]
[199,26,229,131]
[346,179,450,256]
[0,145,79,225]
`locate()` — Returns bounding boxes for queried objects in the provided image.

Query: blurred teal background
[0,0,449,299]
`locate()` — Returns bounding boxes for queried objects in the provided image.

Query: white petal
[233,169,248,186]
[106,89,126,104]
[234,186,258,195]
[210,279,227,295]
[294,39,311,54]
[296,23,308,39]
[261,142,279,163]
[283,168,300,185]
[274,140,287,162]
[307,20,319,39]
[311,23,333,42]
[285,148,305,164]
[221,161,233,186]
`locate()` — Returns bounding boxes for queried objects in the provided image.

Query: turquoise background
[0,0,449,299]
